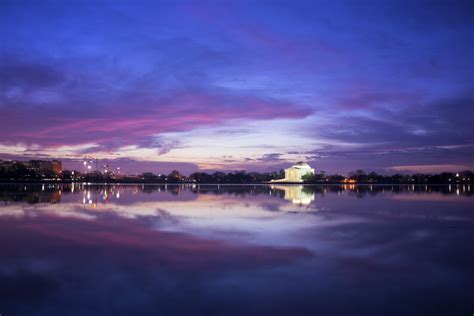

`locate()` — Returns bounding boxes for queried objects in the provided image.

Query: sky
[1,0,473,175]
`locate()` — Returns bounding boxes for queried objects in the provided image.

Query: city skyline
[1,0,473,174]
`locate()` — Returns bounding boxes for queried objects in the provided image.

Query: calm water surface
[0,184,473,316]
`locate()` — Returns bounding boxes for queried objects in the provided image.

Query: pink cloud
[0,91,312,150]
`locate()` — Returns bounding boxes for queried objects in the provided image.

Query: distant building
[0,160,16,173]
[26,160,62,175]
[51,160,62,175]
[271,162,315,183]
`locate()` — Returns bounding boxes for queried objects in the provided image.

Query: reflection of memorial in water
[271,185,315,205]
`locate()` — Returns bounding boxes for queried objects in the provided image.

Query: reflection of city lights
[87,165,92,170]
[342,179,357,184]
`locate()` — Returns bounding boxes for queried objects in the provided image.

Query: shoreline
[0,181,468,186]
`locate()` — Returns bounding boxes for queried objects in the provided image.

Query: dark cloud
[258,153,284,162]
[0,57,63,91]
[316,92,474,149]
[300,92,474,173]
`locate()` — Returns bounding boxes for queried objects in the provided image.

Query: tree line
[1,163,472,184]
[302,169,473,184]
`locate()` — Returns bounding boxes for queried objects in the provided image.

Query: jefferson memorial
[271,162,314,183]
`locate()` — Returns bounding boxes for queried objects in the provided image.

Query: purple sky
[1,0,473,174]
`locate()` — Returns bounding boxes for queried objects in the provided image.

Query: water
[0,184,473,316]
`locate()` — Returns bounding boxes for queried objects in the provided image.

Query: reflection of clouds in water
[323,219,474,278]
[0,185,473,316]
[1,185,473,252]
[389,192,473,202]
[0,211,314,316]
[0,204,98,220]
[0,214,313,273]
[0,188,360,251]
[1,185,472,250]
